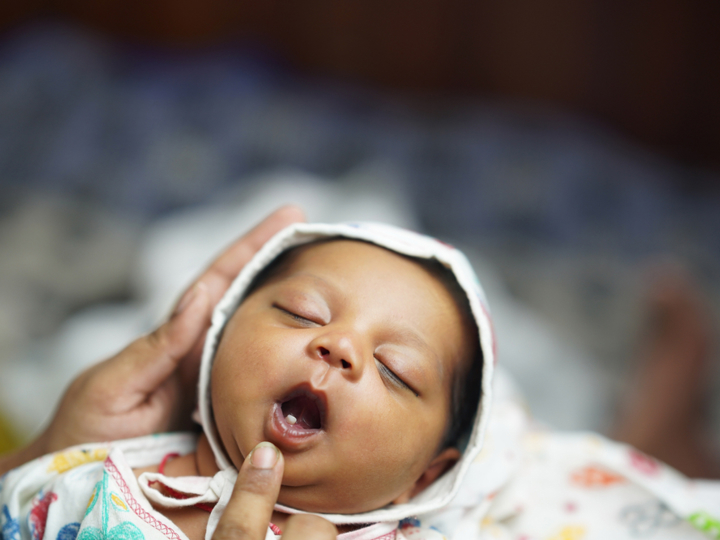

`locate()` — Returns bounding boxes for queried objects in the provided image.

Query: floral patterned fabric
[1,435,197,540]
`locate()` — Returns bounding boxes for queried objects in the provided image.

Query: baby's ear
[392,447,461,505]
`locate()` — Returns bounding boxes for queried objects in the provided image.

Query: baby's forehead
[257,239,469,314]
[269,239,441,281]
[282,238,394,266]
[292,240,471,310]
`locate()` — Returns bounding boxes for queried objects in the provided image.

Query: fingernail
[250,442,279,469]
[174,282,206,316]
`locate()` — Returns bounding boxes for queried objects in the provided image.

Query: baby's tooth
[287,414,297,425]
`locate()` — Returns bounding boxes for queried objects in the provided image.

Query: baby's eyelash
[377,360,418,397]
[273,304,314,325]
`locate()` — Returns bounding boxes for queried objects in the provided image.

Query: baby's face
[211,240,470,513]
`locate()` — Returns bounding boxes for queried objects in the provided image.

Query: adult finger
[175,205,306,311]
[212,442,283,540]
[112,281,211,397]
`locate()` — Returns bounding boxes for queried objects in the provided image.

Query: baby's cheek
[217,339,284,390]
[338,403,432,469]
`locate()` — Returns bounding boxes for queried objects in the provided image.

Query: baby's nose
[318,346,352,369]
[311,332,363,378]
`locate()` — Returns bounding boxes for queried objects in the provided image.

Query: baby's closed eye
[375,358,419,397]
[273,304,322,327]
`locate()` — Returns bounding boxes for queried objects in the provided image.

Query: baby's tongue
[282,396,321,429]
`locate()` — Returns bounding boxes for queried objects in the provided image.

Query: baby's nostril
[341,359,350,369]
[319,346,329,356]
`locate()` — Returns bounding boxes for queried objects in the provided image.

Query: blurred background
[1,1,719,476]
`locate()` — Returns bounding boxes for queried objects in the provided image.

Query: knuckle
[123,335,154,361]
[236,469,278,497]
[145,327,167,350]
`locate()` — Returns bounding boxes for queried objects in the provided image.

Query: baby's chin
[277,483,403,516]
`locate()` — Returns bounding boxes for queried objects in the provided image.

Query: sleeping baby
[1,222,718,540]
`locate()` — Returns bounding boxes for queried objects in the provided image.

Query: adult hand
[0,206,304,473]
[213,442,337,540]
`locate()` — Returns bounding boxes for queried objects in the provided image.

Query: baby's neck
[195,433,222,476]
[156,434,354,535]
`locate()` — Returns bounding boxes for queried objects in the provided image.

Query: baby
[205,239,478,512]
[2,222,718,540]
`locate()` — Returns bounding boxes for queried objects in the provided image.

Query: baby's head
[199,223,494,523]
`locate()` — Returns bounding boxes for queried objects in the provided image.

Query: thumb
[213,442,283,540]
[121,282,211,395]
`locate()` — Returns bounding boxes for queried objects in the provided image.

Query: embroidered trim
[105,456,182,540]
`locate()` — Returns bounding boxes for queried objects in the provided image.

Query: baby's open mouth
[268,386,327,448]
[280,394,322,430]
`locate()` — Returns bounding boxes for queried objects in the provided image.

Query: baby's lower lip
[266,403,324,451]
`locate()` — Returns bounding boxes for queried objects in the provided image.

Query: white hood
[198,222,496,525]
